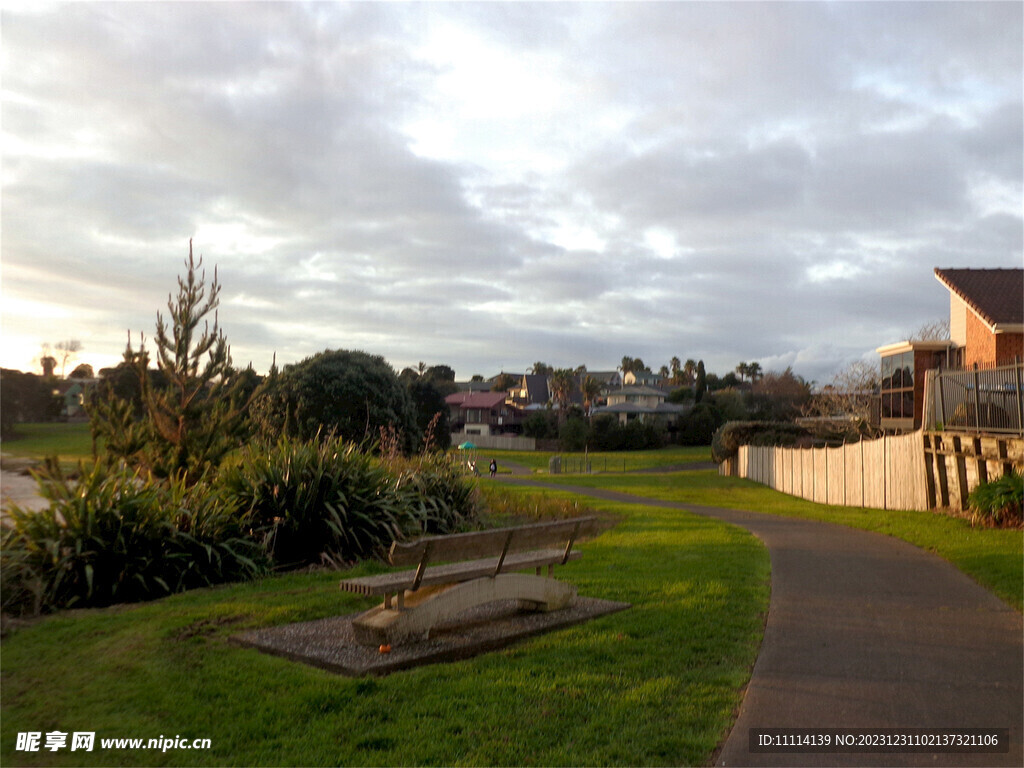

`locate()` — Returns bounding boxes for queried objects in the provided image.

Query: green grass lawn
[0,489,769,767]
[1,422,94,464]
[535,470,1024,612]
[480,445,713,473]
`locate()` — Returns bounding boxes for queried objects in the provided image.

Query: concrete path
[497,477,1023,767]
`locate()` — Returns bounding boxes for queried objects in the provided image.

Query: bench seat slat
[388,516,598,567]
[340,548,582,596]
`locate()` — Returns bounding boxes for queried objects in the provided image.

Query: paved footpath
[498,477,1023,767]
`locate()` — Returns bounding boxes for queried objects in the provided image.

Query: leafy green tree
[0,369,61,436]
[69,363,95,379]
[677,402,722,445]
[559,416,590,451]
[406,378,451,450]
[250,349,419,451]
[90,243,250,479]
[529,362,553,375]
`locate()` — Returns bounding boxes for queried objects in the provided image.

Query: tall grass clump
[0,461,268,616]
[388,451,481,535]
[219,436,479,567]
[967,470,1023,528]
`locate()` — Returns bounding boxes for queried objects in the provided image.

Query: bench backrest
[388,516,599,568]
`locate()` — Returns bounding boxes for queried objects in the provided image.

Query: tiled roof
[934,268,1024,327]
[444,391,508,409]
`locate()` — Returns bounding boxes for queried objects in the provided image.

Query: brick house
[876,267,1023,432]
[934,268,1023,368]
[444,391,522,436]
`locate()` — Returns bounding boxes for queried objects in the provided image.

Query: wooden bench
[340,516,599,646]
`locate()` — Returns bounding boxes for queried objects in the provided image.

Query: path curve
[497,477,1023,767]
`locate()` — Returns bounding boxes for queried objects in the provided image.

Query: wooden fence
[720,431,929,511]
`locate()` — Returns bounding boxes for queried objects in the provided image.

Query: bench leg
[351,574,576,647]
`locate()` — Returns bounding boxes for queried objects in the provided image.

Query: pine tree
[695,360,707,403]
[90,242,249,479]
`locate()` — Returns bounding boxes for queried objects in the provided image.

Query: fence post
[937,365,947,427]
[971,363,982,432]
[861,437,865,509]
[842,438,847,506]
[883,434,888,510]
[1015,356,1023,433]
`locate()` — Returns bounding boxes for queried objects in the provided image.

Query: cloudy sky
[2,1,1021,385]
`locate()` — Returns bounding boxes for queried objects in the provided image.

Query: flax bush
[220,437,416,567]
[388,452,480,535]
[219,437,481,567]
[0,461,268,616]
[967,470,1023,528]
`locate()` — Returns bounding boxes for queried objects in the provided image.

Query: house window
[880,351,914,419]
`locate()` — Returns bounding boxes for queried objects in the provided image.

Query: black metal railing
[926,358,1023,434]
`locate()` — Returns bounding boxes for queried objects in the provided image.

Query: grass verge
[0,488,769,767]
[535,470,1024,612]
[479,445,713,473]
[1,423,94,469]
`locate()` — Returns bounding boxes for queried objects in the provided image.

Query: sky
[2,1,1021,386]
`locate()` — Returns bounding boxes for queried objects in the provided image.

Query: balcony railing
[923,358,1023,435]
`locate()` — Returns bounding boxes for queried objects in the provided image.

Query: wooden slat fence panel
[723,430,928,511]
[826,446,844,506]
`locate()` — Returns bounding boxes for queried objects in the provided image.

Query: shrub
[248,349,419,450]
[559,417,590,451]
[0,461,267,616]
[387,452,480,536]
[711,421,812,463]
[676,403,722,446]
[523,410,558,439]
[587,415,664,451]
[967,471,1023,528]
[220,437,419,567]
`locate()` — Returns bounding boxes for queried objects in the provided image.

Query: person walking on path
[488,459,497,478]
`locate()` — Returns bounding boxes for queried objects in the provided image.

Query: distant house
[507,374,550,408]
[53,379,95,420]
[445,391,523,436]
[875,267,1023,432]
[585,371,623,390]
[622,369,665,389]
[591,385,686,426]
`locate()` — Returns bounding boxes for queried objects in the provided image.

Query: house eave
[875,339,955,356]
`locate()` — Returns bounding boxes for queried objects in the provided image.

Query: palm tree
[581,375,602,416]
[683,359,697,385]
[658,365,670,380]
[735,362,748,382]
[548,368,575,421]
[529,362,552,375]
[670,356,681,384]
[748,362,763,383]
